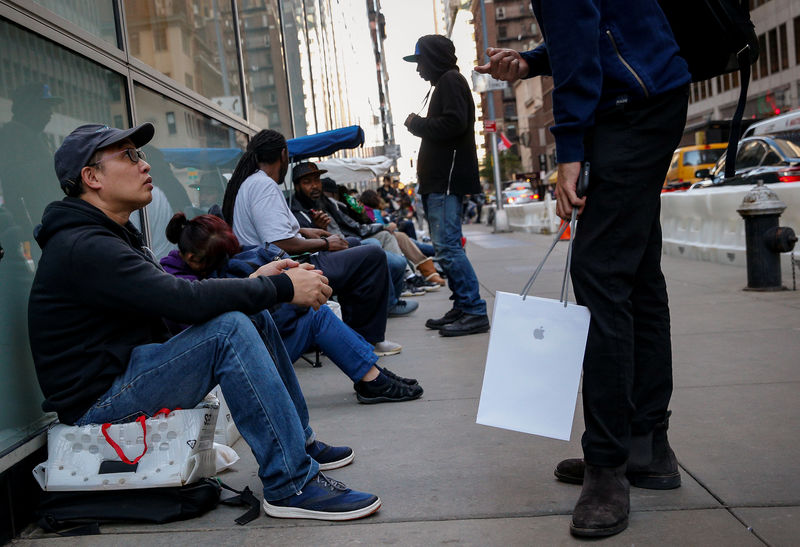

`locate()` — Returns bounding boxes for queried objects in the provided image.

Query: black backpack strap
[216,479,261,525]
[724,45,753,180]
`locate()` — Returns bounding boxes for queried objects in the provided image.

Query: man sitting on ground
[222,130,413,354]
[28,122,380,521]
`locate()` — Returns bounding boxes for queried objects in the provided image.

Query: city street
[16,224,800,546]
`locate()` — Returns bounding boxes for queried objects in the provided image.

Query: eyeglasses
[89,148,146,167]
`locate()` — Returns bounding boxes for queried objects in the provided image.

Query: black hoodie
[28,198,293,424]
[406,35,481,196]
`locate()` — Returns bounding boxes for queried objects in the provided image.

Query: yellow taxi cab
[664,143,727,186]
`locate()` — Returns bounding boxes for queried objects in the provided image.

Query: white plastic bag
[34,399,219,491]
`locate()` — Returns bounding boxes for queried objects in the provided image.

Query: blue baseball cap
[403,41,421,62]
[54,123,154,193]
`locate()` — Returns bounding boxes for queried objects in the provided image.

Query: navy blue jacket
[521,0,690,163]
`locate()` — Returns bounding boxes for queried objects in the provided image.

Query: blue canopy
[287,125,364,161]
[160,147,242,168]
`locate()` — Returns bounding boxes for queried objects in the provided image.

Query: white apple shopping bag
[477,204,591,441]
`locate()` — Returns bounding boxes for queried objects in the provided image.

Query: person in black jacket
[404,35,489,337]
[27,123,381,521]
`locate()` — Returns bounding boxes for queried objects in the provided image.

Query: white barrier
[499,194,560,234]
[660,182,800,267]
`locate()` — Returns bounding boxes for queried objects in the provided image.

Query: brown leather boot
[415,258,445,286]
[570,463,630,538]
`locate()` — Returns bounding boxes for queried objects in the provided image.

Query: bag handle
[101,415,148,465]
[520,162,590,307]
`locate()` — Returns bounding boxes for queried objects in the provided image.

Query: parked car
[664,143,727,186]
[691,136,800,189]
[501,188,538,205]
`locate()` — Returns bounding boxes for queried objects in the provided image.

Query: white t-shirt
[232,170,303,247]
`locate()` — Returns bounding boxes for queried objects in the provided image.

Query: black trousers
[309,244,388,345]
[571,85,689,466]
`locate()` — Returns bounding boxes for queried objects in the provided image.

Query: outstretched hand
[474,48,529,83]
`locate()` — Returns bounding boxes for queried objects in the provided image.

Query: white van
[742,110,800,143]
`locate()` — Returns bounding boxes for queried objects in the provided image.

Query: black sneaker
[425,308,463,330]
[355,372,423,404]
[400,280,426,297]
[306,440,354,471]
[263,473,381,521]
[408,274,440,292]
[376,366,418,386]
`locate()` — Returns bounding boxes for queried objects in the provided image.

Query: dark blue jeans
[276,305,377,383]
[77,311,318,501]
[422,193,486,315]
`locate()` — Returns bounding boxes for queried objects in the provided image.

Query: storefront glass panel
[237,0,295,136]
[32,0,119,47]
[0,19,128,456]
[124,0,243,120]
[132,85,245,259]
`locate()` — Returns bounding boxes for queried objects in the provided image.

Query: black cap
[292,161,328,182]
[54,123,155,193]
[403,41,421,62]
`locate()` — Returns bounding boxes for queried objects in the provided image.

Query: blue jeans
[411,238,435,257]
[277,306,377,383]
[360,237,406,307]
[423,193,486,315]
[77,311,318,501]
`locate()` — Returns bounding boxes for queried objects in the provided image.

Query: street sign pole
[479,0,509,232]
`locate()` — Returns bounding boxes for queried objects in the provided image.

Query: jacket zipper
[446,150,457,195]
[605,30,649,98]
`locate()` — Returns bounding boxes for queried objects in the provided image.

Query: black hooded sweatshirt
[406,35,481,196]
[28,198,293,425]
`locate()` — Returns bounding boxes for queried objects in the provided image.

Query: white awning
[318,156,394,185]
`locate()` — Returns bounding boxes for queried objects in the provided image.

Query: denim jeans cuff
[262,458,320,501]
[304,427,315,447]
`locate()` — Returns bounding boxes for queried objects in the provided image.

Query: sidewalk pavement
[16,224,800,546]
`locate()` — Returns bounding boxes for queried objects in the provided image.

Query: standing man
[476,1,690,538]
[404,35,490,337]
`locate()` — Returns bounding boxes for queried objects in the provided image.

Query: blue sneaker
[306,440,354,470]
[388,299,418,317]
[263,473,381,520]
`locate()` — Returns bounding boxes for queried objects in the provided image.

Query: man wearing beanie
[404,35,490,337]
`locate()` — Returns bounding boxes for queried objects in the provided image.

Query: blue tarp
[160,148,242,168]
[160,125,364,168]
[287,125,364,161]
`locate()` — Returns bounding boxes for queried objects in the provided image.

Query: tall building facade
[0,1,388,535]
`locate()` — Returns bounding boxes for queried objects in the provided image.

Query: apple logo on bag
[533,326,545,340]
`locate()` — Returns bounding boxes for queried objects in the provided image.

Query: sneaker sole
[439,325,490,337]
[400,292,426,297]
[374,347,402,357]
[356,390,423,404]
[317,451,355,471]
[263,497,381,521]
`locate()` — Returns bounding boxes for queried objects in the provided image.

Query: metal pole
[478,0,508,231]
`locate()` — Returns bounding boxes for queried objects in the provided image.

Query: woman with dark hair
[161,212,423,404]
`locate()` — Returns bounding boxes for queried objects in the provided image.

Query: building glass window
[131,85,246,259]
[0,19,129,456]
[124,1,243,120]
[779,23,788,71]
[794,16,800,65]
[758,33,768,78]
[768,28,779,74]
[237,0,294,135]
[32,0,119,47]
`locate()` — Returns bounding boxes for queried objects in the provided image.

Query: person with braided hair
[223,129,405,356]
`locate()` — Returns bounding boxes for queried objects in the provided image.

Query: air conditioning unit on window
[496,7,506,20]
